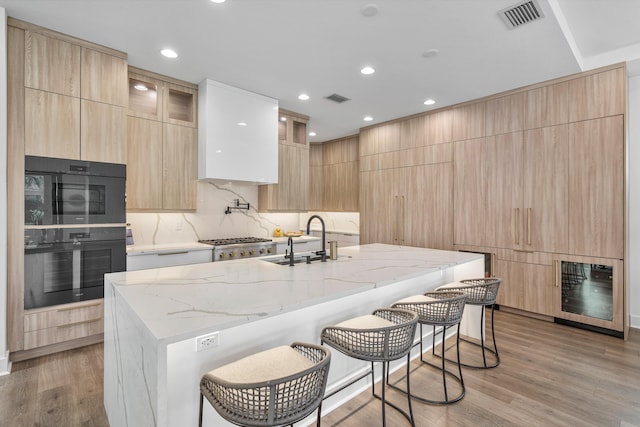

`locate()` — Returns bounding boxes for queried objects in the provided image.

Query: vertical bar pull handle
[394,195,398,243]
[400,196,405,244]
[554,260,560,288]
[527,208,532,246]
[514,208,520,245]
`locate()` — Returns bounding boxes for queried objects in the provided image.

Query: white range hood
[198,79,278,184]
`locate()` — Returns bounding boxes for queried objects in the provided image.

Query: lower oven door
[24,233,126,309]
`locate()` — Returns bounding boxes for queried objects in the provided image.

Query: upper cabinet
[21,25,127,164]
[258,110,309,212]
[25,31,80,97]
[198,79,278,184]
[321,136,359,212]
[80,48,128,107]
[126,67,198,211]
[568,67,626,122]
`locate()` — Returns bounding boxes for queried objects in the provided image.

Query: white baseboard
[630,314,640,330]
[0,351,11,376]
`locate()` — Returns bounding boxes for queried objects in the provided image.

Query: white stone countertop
[308,228,360,235]
[106,243,482,345]
[126,242,213,256]
[270,235,321,244]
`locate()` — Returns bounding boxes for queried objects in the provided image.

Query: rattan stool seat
[391,290,467,405]
[437,278,502,369]
[199,342,331,427]
[321,308,418,427]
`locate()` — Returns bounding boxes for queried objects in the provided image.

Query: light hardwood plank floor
[0,310,639,427]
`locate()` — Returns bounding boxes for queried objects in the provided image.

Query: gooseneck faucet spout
[306,215,327,262]
[286,236,295,267]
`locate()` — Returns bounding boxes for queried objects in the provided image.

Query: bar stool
[199,342,331,427]
[390,290,467,405]
[437,278,502,369]
[320,308,419,427]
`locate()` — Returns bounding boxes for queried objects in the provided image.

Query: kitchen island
[104,244,484,427]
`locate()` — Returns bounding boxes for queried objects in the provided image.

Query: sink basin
[262,254,325,266]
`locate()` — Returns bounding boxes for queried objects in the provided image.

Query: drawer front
[57,301,103,326]
[127,249,212,271]
[23,319,103,350]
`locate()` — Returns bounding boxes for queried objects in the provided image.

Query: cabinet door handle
[514,208,520,245]
[527,208,532,246]
[554,260,560,288]
[394,195,398,243]
[157,251,189,256]
[400,195,405,244]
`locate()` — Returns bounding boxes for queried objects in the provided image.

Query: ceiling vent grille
[325,93,350,103]
[499,0,544,29]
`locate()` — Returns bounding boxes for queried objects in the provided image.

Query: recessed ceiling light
[361,4,379,17]
[309,131,317,136]
[424,99,436,106]
[364,116,373,122]
[133,84,148,91]
[160,48,178,58]
[237,122,247,126]
[361,66,376,75]
[298,93,310,100]
[210,0,226,3]
[422,49,439,58]
[280,117,287,122]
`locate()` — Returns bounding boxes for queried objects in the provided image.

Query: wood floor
[1,310,639,427]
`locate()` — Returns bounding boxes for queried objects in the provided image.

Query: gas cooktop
[198,237,272,246]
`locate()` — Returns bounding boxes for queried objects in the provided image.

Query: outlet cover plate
[196,331,220,351]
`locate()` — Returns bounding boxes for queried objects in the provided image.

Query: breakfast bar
[103,244,484,426]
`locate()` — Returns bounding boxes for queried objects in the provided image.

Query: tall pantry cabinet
[359,64,627,334]
[6,19,129,357]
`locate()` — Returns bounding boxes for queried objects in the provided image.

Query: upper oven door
[55,173,126,225]
[25,173,55,225]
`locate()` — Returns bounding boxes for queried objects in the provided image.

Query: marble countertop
[271,235,321,244]
[106,244,482,344]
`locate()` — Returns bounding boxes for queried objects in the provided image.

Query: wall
[127,181,302,246]
[0,7,10,375]
[628,70,640,329]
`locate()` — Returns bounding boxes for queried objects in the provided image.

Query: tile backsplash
[127,181,358,246]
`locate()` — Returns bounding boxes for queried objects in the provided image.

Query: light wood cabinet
[81,47,128,107]
[24,30,80,97]
[126,67,199,211]
[494,258,554,317]
[318,135,359,212]
[359,168,397,245]
[126,116,197,211]
[455,126,569,254]
[485,92,526,136]
[80,100,126,163]
[23,301,104,351]
[568,116,624,259]
[126,117,163,209]
[525,82,569,129]
[453,137,488,247]
[25,88,81,159]
[451,102,485,142]
[568,67,625,122]
[258,110,310,212]
[21,25,127,163]
[308,144,323,211]
[163,124,198,210]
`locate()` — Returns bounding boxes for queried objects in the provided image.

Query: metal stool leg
[198,392,204,427]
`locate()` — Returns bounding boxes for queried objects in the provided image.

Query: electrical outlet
[175,220,183,231]
[196,332,220,351]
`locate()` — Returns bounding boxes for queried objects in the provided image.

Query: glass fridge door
[554,256,623,334]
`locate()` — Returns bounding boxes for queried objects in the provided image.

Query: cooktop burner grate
[199,237,273,246]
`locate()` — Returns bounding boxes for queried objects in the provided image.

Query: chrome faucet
[306,214,327,262]
[286,236,295,267]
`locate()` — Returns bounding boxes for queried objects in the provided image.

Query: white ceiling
[3,0,640,142]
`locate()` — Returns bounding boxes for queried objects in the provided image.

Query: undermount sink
[262,254,325,266]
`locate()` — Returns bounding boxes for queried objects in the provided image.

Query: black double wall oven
[24,156,127,309]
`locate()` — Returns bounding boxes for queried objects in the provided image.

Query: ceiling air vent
[325,93,350,103]
[499,0,544,29]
